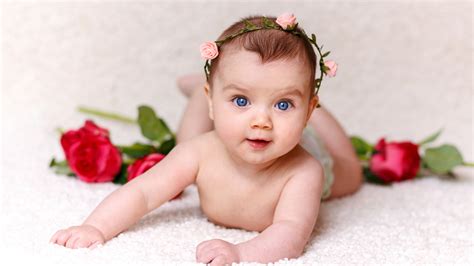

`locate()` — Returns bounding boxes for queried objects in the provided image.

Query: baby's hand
[196,239,241,266]
[49,224,105,249]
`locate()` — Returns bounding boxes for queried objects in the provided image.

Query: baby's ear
[203,83,214,120]
[311,95,319,110]
[306,95,319,122]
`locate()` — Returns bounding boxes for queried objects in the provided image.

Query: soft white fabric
[1,1,473,265]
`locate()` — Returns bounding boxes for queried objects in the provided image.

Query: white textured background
[1,0,473,265]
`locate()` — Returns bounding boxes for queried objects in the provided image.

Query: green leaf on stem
[423,144,463,174]
[117,142,157,159]
[113,164,129,185]
[350,136,374,161]
[363,167,391,185]
[418,128,443,147]
[137,105,173,145]
[49,157,75,176]
[157,138,176,155]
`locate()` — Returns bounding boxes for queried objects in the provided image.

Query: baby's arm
[237,161,324,262]
[50,141,199,249]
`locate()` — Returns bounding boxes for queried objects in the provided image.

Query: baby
[50,13,362,264]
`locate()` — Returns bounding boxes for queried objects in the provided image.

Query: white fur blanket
[1,1,472,265]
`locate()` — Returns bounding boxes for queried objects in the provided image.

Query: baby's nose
[250,110,272,130]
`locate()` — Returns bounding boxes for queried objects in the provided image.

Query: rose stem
[77,106,137,124]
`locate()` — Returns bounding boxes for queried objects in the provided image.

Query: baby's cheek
[214,113,242,142]
[278,126,305,151]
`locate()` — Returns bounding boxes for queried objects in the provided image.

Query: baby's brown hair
[207,15,317,95]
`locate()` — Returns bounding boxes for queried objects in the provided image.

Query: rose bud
[127,153,183,201]
[199,41,219,60]
[276,12,297,30]
[324,60,338,77]
[369,138,421,182]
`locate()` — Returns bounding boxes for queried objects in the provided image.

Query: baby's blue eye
[276,100,291,110]
[233,97,249,107]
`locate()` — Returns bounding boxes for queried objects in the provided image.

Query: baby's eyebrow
[273,88,304,98]
[223,84,304,98]
[222,84,249,92]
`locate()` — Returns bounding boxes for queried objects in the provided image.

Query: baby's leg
[176,73,207,98]
[176,73,213,143]
[307,106,363,199]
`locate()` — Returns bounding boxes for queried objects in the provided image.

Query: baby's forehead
[220,48,307,67]
[216,49,311,91]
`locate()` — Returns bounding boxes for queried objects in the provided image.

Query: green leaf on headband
[423,144,463,174]
[117,142,156,159]
[321,65,330,73]
[315,79,321,87]
[244,20,258,31]
[262,17,276,29]
[289,22,298,31]
[311,34,317,43]
[138,105,173,145]
[418,128,443,147]
[350,136,374,161]
[322,51,331,58]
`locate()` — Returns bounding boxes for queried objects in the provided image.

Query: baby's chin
[235,143,293,166]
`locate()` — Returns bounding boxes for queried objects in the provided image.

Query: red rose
[60,120,122,183]
[127,153,182,200]
[81,120,110,137]
[369,138,421,182]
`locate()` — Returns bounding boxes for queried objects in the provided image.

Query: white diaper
[299,126,334,200]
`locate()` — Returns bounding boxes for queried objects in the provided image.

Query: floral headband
[199,12,338,96]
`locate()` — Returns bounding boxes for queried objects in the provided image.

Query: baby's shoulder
[283,144,324,177]
[175,131,220,159]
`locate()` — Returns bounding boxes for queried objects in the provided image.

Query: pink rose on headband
[324,60,338,77]
[200,41,219,60]
[276,12,297,30]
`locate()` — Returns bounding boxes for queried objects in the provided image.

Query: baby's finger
[65,235,80,249]
[56,230,72,246]
[210,254,226,266]
[49,230,63,244]
[74,238,91,249]
[196,240,212,254]
[197,247,220,264]
[196,239,221,256]
[196,241,211,260]
[89,240,102,250]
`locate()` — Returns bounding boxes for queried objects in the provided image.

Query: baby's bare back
[194,131,313,232]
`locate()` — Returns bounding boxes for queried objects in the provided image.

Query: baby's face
[205,49,317,165]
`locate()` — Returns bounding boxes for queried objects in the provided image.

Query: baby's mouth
[246,138,271,149]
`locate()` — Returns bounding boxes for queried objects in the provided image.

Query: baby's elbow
[350,162,364,193]
[286,244,305,260]
[286,228,311,259]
